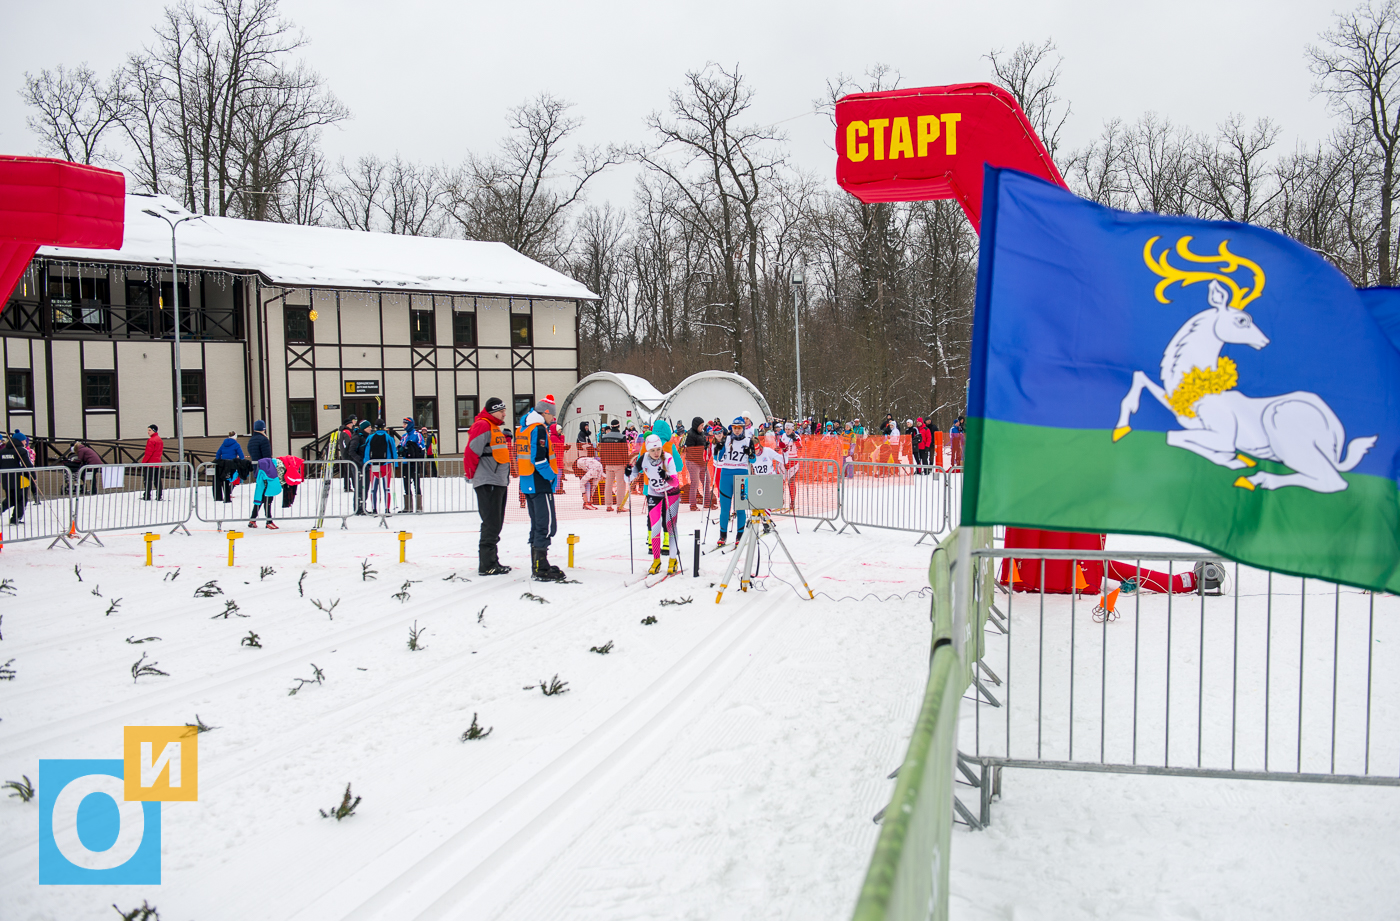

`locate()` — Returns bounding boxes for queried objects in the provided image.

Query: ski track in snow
[0,514,930,920]
[5,519,1399,920]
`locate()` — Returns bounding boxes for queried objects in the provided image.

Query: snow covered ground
[951,533,1400,921]
[3,510,1397,921]
[0,509,933,921]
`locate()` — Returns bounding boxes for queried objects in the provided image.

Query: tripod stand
[714,476,814,603]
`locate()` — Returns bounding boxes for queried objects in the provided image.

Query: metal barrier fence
[777,457,841,527]
[961,547,1400,830]
[838,462,951,539]
[368,458,476,527]
[853,527,992,921]
[73,463,195,543]
[194,461,362,529]
[0,466,76,547]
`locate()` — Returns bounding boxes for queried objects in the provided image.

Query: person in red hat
[516,394,567,581]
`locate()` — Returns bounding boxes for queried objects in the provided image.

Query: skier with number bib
[713,416,755,547]
[627,433,682,575]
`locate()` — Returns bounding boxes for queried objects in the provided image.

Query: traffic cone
[1010,561,1022,584]
[1074,563,1088,592]
[1093,587,1121,623]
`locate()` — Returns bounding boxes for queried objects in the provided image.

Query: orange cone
[1074,563,1088,592]
[1102,587,1120,614]
[1010,561,1022,583]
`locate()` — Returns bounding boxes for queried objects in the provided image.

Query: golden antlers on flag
[1143,236,1266,310]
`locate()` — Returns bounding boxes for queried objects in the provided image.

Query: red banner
[834,82,1063,229]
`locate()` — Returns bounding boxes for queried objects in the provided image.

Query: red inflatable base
[998,527,1199,595]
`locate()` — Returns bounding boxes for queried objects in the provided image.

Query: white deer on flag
[1113,236,1375,494]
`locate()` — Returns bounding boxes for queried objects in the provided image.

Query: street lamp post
[142,207,202,481]
[791,262,805,422]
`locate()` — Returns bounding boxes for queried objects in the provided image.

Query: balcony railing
[1,299,242,341]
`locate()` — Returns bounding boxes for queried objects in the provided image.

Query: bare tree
[1188,114,1283,223]
[117,54,166,193]
[1064,118,1131,207]
[635,64,786,389]
[380,157,450,236]
[149,0,347,218]
[324,154,449,235]
[325,155,386,231]
[20,63,128,165]
[1309,0,1400,284]
[449,93,615,264]
[268,141,327,225]
[986,39,1071,164]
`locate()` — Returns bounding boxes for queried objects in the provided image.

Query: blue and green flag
[964,167,1400,593]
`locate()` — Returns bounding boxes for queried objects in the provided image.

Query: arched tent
[557,371,666,437]
[657,371,772,429]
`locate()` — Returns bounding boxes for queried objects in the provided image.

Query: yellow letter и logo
[123,726,198,802]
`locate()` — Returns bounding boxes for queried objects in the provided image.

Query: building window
[412,396,437,430]
[410,309,436,345]
[180,369,205,409]
[285,305,312,345]
[6,370,32,412]
[456,396,478,430]
[513,394,534,423]
[452,310,477,347]
[125,278,155,334]
[510,313,532,347]
[157,280,195,338]
[288,399,316,437]
[48,273,110,331]
[83,372,115,411]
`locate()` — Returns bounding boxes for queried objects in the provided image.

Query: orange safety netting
[492,433,953,522]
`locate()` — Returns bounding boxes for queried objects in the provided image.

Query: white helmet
[645,433,663,450]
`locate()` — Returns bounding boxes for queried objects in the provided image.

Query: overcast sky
[1,0,1349,210]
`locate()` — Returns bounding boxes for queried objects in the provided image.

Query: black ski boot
[479,556,511,576]
[532,548,566,582]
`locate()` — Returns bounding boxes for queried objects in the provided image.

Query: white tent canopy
[556,372,666,436]
[557,370,772,435]
[657,371,772,428]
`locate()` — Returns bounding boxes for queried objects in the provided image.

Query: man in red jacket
[464,397,513,575]
[141,424,164,500]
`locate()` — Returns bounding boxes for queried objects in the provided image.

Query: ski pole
[627,481,634,574]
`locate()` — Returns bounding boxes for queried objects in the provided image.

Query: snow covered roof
[610,373,667,409]
[558,370,772,426]
[659,371,772,424]
[557,371,667,424]
[36,193,597,301]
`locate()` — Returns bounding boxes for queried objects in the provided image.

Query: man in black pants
[0,432,34,524]
[465,397,512,575]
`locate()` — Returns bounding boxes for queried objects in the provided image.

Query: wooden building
[1,194,595,457]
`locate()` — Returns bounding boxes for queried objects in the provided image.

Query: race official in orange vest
[465,396,514,575]
[516,394,567,582]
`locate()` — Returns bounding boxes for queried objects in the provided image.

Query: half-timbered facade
[1,194,594,457]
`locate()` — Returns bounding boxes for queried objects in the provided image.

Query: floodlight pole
[143,208,202,478]
[791,263,805,422]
